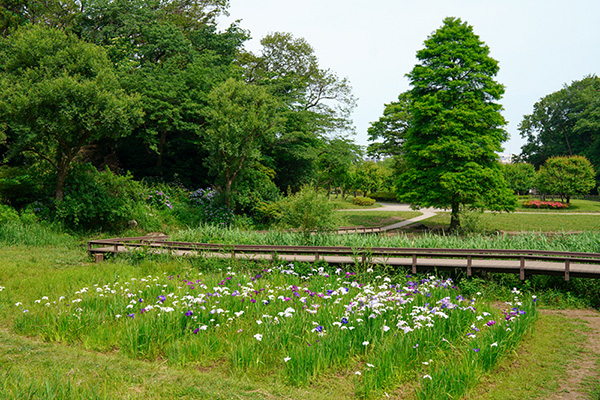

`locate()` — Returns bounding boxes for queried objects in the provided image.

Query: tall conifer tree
[399,17,515,230]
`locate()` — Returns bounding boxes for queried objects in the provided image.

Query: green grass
[337,211,421,227]
[469,311,593,400]
[515,198,600,213]
[423,212,600,232]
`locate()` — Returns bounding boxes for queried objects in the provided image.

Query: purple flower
[341,317,348,324]
[127,313,135,318]
[473,348,480,353]
[486,320,496,326]
[314,325,323,333]
[185,310,193,316]
[157,295,166,303]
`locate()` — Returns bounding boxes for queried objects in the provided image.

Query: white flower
[491,342,498,347]
[256,320,263,325]
[382,325,390,332]
[284,356,291,363]
[362,341,370,346]
[15,302,22,306]
[355,371,362,375]
[254,333,263,341]
[423,374,432,380]
[422,361,429,365]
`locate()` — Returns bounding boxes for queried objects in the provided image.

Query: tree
[502,163,537,195]
[398,17,515,231]
[519,75,600,174]
[0,25,142,200]
[201,78,280,207]
[315,137,362,198]
[537,156,595,203]
[367,92,410,159]
[239,32,357,192]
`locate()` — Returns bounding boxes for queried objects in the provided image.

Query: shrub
[189,188,234,226]
[145,190,173,210]
[353,196,376,206]
[277,186,340,236]
[53,164,141,231]
[522,200,569,209]
[0,166,40,208]
[368,191,398,202]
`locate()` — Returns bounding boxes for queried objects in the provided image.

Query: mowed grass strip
[337,211,421,228]
[0,328,355,400]
[423,212,600,232]
[469,311,595,400]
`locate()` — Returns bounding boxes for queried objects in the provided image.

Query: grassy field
[422,212,600,232]
[1,242,599,399]
[337,210,421,227]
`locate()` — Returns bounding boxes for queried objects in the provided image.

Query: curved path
[342,203,600,231]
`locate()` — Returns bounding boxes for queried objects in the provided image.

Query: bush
[368,191,398,202]
[277,186,340,236]
[353,196,376,206]
[53,164,141,231]
[0,166,41,208]
[522,200,569,209]
[145,190,173,210]
[189,188,234,226]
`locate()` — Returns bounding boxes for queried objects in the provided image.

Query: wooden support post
[519,257,525,281]
[565,259,570,281]
[94,253,104,263]
[467,256,472,277]
[315,252,320,262]
[361,253,366,265]
[412,254,417,274]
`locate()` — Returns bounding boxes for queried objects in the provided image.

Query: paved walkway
[341,203,600,231]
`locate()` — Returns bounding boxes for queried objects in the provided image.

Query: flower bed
[522,200,569,209]
[10,264,537,399]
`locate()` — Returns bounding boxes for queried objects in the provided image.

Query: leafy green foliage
[202,78,280,207]
[503,163,537,195]
[189,188,234,226]
[537,156,596,203]
[53,164,141,231]
[352,197,376,207]
[398,17,516,230]
[519,75,600,173]
[0,166,40,208]
[276,186,340,237]
[0,25,143,200]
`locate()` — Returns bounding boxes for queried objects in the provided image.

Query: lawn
[337,210,421,228]
[422,212,600,232]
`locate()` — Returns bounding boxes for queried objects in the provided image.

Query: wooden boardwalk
[88,235,600,281]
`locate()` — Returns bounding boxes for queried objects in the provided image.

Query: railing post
[519,256,525,281]
[467,256,472,277]
[315,252,320,262]
[412,254,417,274]
[94,253,104,263]
[565,259,570,281]
[361,253,366,265]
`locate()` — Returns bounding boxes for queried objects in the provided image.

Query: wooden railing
[87,235,600,281]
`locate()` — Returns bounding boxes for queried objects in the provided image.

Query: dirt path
[541,309,600,399]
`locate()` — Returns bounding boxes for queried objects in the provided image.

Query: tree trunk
[55,158,70,201]
[449,203,460,232]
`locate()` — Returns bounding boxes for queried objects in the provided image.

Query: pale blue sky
[219,0,600,156]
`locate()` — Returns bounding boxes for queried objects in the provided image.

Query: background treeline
[0,0,398,231]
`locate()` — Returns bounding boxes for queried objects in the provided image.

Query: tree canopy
[519,75,600,178]
[537,156,596,203]
[0,25,143,200]
[397,17,515,230]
